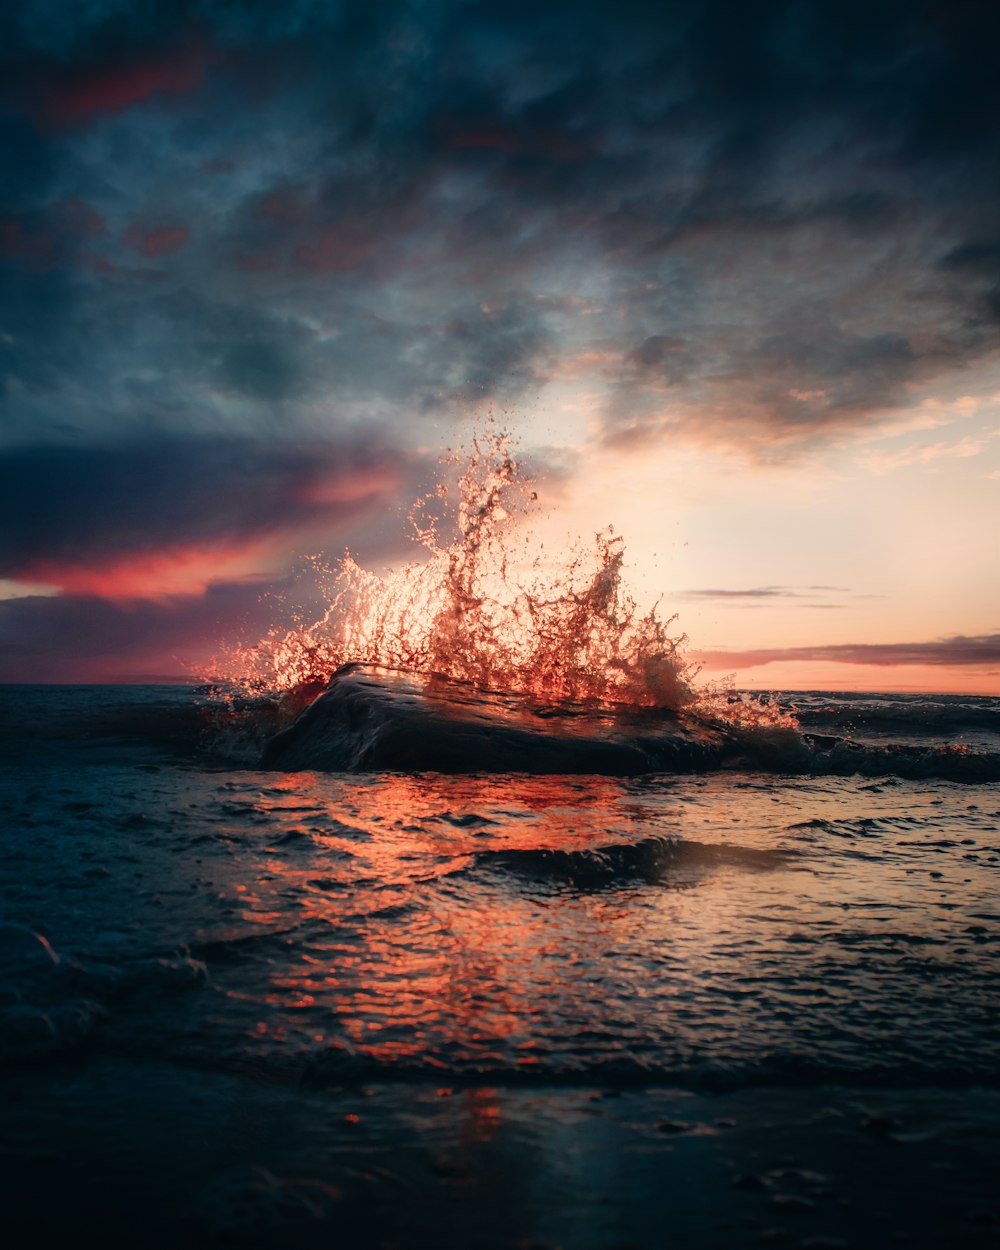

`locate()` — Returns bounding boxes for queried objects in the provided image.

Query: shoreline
[3,1057,998,1249]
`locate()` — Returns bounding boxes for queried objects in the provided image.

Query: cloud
[124,223,190,257]
[679,585,850,601]
[18,545,267,600]
[863,431,1000,475]
[0,1,990,482]
[0,577,280,682]
[0,1,997,459]
[43,40,209,127]
[0,197,107,272]
[0,436,410,596]
[0,2,994,680]
[696,634,1000,670]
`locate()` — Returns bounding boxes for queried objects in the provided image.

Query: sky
[0,0,997,692]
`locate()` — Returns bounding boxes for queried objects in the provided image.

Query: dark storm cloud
[0,436,408,578]
[0,578,280,682]
[2,0,998,453]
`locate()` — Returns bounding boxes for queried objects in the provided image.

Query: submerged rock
[260,663,729,774]
[257,664,997,782]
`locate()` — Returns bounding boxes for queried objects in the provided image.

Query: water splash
[220,422,700,712]
[210,421,802,746]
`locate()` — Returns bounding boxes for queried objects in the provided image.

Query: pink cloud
[0,200,108,270]
[233,248,280,272]
[440,118,595,162]
[13,541,268,601]
[295,464,401,506]
[694,634,1000,670]
[141,226,190,257]
[45,42,208,128]
[54,199,107,238]
[123,222,191,258]
[0,219,23,251]
[295,227,373,272]
[253,188,309,225]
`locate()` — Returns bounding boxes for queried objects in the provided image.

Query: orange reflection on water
[234,770,655,1066]
[461,1087,501,1145]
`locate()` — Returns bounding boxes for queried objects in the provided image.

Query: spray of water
[217,423,698,707]
[211,421,798,738]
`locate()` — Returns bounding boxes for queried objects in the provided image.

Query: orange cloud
[296,464,400,506]
[15,541,268,601]
[692,635,1000,693]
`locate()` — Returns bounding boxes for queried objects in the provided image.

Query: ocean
[1,678,998,1248]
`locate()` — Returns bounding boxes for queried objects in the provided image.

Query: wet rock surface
[260,664,729,774]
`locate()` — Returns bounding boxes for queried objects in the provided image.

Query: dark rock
[261,663,730,775]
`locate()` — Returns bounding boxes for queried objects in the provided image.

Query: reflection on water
[1,743,998,1085]
[116,771,1000,1079]
[3,687,998,1250]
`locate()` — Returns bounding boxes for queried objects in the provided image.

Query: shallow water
[1,684,998,1087]
[1,684,998,1247]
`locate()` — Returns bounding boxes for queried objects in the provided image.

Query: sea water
[2,682,998,1087]
[1,684,999,1247]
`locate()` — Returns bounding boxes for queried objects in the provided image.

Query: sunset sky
[1,0,997,691]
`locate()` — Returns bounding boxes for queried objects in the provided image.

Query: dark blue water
[1,683,999,1249]
[1,681,997,1087]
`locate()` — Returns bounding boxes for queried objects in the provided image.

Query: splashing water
[216,423,796,732]
[218,425,699,709]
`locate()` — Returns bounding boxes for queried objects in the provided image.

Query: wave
[0,920,207,1067]
[796,735,1000,783]
[0,683,207,761]
[7,678,994,783]
[8,918,997,1092]
[189,423,998,778]
[217,424,699,711]
[199,424,999,778]
[472,834,796,888]
[791,692,1000,736]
